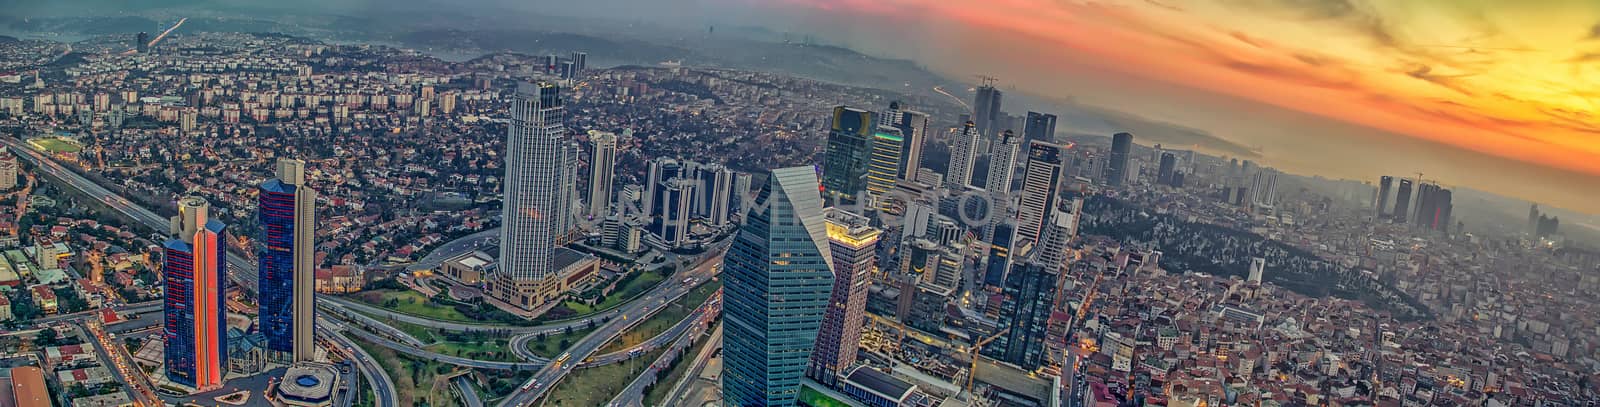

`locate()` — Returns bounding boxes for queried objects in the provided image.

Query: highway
[607,292,720,407]
[3,137,397,406]
[341,326,544,371]
[407,227,499,272]
[454,375,484,407]
[496,255,724,407]
[661,324,723,407]
[321,320,399,407]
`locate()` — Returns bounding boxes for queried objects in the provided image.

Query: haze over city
[0,1,1595,407]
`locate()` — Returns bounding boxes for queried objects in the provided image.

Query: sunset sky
[716,0,1600,213]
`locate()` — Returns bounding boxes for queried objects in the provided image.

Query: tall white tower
[586,130,617,218]
[494,82,575,309]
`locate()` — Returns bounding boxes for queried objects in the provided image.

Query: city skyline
[730,0,1600,214]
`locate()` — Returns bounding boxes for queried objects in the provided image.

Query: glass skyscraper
[822,106,874,203]
[493,81,577,310]
[258,158,316,362]
[723,167,834,407]
[164,197,228,390]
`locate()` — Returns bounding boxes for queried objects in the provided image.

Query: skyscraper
[1015,141,1066,243]
[1023,112,1057,145]
[973,83,1003,138]
[988,205,1076,370]
[984,220,1017,287]
[1156,152,1177,185]
[1105,132,1133,187]
[944,121,981,190]
[644,158,684,217]
[1376,176,1393,217]
[984,130,1022,241]
[1393,179,1414,224]
[493,82,577,310]
[822,107,875,203]
[693,163,734,225]
[865,126,906,197]
[884,104,929,181]
[164,197,228,390]
[723,167,834,407]
[807,209,881,387]
[1413,182,1437,227]
[586,130,617,218]
[258,158,316,362]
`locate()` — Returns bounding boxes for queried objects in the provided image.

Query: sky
[704,0,1600,213]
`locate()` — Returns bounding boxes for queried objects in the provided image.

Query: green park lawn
[544,270,666,320]
[31,137,82,153]
[425,337,517,362]
[351,336,464,407]
[523,326,598,359]
[800,385,852,407]
[350,289,477,323]
[641,322,719,406]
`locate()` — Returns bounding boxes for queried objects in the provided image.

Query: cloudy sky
[693,0,1600,212]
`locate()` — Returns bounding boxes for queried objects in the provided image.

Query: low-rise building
[439,250,492,285]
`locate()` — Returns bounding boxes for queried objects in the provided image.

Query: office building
[1248,257,1265,283]
[986,130,1021,196]
[492,82,581,311]
[570,52,588,72]
[645,158,684,217]
[258,158,317,362]
[883,103,928,181]
[1157,152,1177,185]
[822,107,875,202]
[652,178,697,246]
[984,221,1017,287]
[1105,132,1133,187]
[723,166,835,407]
[1376,176,1393,217]
[693,163,735,225]
[1023,111,1057,145]
[866,126,906,197]
[586,130,617,218]
[973,83,1003,138]
[807,209,881,387]
[987,207,1075,370]
[164,197,229,390]
[944,121,980,190]
[1393,179,1414,224]
[1015,141,1065,243]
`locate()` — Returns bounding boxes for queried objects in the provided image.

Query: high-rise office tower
[984,220,1017,287]
[693,163,734,225]
[822,107,875,202]
[1528,204,1540,235]
[1432,188,1453,233]
[883,103,929,181]
[1105,132,1133,187]
[865,126,906,197]
[1393,179,1414,224]
[944,121,981,190]
[723,167,834,407]
[986,130,1021,196]
[136,32,149,53]
[586,130,617,218]
[653,178,697,246]
[569,51,588,72]
[806,209,881,387]
[258,159,316,362]
[1023,112,1057,145]
[1376,176,1393,217]
[1157,153,1177,185]
[493,82,577,310]
[1015,141,1066,243]
[1413,183,1436,227]
[645,158,684,217]
[164,197,228,390]
[973,83,1003,138]
[988,206,1075,370]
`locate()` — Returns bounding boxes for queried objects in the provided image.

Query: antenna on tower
[975,75,997,87]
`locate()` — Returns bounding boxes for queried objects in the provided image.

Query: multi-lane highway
[660,324,723,407]
[608,292,720,407]
[321,321,398,407]
[497,254,724,407]
[2,137,400,406]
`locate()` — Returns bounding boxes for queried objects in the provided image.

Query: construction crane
[966,328,1009,395]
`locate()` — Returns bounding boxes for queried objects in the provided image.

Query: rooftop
[845,366,915,401]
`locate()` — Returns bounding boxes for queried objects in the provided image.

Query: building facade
[944,121,980,190]
[258,158,317,362]
[164,197,228,390]
[822,107,875,203]
[723,167,834,407]
[807,209,881,387]
[1105,132,1133,187]
[586,130,617,218]
[493,82,577,311]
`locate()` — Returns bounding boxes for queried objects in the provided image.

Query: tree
[35,328,57,346]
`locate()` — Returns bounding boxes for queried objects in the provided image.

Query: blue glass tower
[258,159,316,362]
[723,167,835,407]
